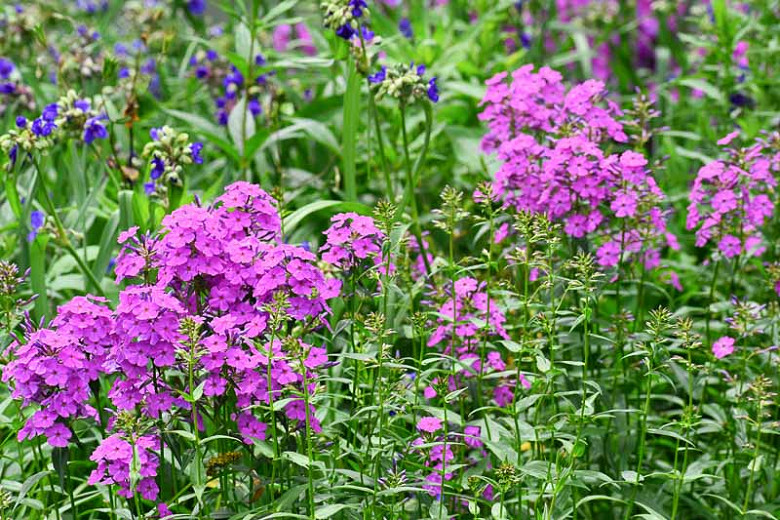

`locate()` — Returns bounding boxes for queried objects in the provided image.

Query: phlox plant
[0,1,779,520]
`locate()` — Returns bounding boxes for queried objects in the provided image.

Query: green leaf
[342,60,361,201]
[283,451,310,468]
[677,78,725,103]
[228,96,256,156]
[234,22,254,65]
[167,430,196,441]
[118,190,135,231]
[30,235,49,322]
[5,174,22,219]
[258,0,298,25]
[12,471,49,511]
[314,504,352,519]
[92,211,119,279]
[162,107,240,163]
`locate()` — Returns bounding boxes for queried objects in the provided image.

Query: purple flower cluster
[88,433,160,500]
[3,182,341,499]
[188,50,268,125]
[686,132,780,259]
[320,212,388,272]
[2,296,115,447]
[111,182,339,438]
[114,40,161,98]
[550,0,684,81]
[426,277,524,406]
[480,65,676,268]
[411,419,491,501]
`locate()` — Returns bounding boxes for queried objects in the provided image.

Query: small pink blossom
[417,416,443,433]
[712,337,735,359]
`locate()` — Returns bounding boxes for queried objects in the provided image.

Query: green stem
[398,104,432,276]
[742,403,763,514]
[300,356,316,519]
[706,260,721,345]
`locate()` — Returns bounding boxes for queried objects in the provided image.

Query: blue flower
[361,26,375,41]
[141,58,156,75]
[520,33,531,49]
[74,99,91,112]
[144,181,156,195]
[15,116,27,128]
[83,115,109,144]
[0,58,14,79]
[255,54,266,66]
[729,92,754,108]
[150,157,165,179]
[248,98,262,116]
[335,24,356,40]
[399,18,413,39]
[427,77,439,103]
[42,103,59,122]
[31,118,56,137]
[0,83,15,94]
[150,127,161,141]
[187,0,206,15]
[190,142,204,164]
[368,66,387,84]
[28,210,44,242]
[350,0,367,18]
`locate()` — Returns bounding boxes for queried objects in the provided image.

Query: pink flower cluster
[88,433,160,500]
[412,417,488,500]
[686,133,780,259]
[426,277,525,405]
[479,65,676,268]
[3,296,115,447]
[320,212,387,272]
[3,182,341,501]
[112,181,339,437]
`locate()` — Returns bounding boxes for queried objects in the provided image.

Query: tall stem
[398,104,432,276]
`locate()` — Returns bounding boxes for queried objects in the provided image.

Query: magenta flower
[320,212,388,273]
[88,433,160,500]
[463,425,483,448]
[417,416,443,433]
[687,134,779,259]
[480,66,675,270]
[712,337,735,359]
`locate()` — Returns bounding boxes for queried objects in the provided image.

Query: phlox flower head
[479,65,675,270]
[686,132,779,259]
[2,296,115,447]
[320,212,389,273]
[88,432,160,500]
